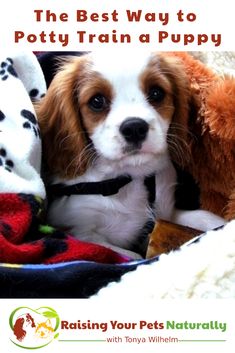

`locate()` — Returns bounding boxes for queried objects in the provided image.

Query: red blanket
[0,194,127,264]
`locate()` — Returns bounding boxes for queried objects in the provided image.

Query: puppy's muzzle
[119,117,149,145]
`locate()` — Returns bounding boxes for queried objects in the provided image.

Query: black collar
[47,174,156,208]
[48,175,133,198]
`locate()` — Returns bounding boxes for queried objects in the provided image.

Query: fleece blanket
[1,50,235,298]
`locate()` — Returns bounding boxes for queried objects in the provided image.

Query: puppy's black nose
[119,118,149,144]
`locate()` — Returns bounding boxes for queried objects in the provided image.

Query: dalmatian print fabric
[0,50,46,198]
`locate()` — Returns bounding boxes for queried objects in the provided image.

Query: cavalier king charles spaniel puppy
[36,51,223,258]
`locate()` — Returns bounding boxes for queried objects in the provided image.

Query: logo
[9,306,60,349]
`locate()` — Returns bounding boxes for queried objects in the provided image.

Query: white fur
[49,156,176,256]
[174,209,225,231]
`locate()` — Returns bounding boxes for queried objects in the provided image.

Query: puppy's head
[36,51,189,179]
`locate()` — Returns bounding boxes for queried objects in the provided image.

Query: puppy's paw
[173,209,226,232]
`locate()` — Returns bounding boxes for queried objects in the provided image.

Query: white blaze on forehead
[90,50,155,85]
[88,50,159,114]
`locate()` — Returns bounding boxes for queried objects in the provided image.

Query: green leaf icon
[42,311,59,319]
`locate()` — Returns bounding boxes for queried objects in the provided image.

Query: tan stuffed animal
[147,52,235,259]
[166,52,235,220]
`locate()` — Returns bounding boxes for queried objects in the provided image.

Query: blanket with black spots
[0,50,137,298]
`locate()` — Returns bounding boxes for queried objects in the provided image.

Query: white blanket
[0,50,46,197]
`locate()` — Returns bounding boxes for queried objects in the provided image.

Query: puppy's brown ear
[36,57,91,179]
[158,54,190,167]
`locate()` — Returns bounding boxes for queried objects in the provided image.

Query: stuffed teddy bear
[166,51,235,220]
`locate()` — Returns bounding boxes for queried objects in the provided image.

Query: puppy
[36,51,205,257]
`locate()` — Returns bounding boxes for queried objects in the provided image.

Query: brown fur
[35,56,94,179]
[167,52,235,220]
[157,54,190,166]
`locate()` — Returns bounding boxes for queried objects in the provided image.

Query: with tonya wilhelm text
[14,9,222,47]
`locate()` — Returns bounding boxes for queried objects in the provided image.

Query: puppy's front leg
[155,161,226,232]
[173,209,226,232]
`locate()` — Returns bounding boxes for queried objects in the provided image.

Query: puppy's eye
[148,86,165,104]
[88,94,108,112]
